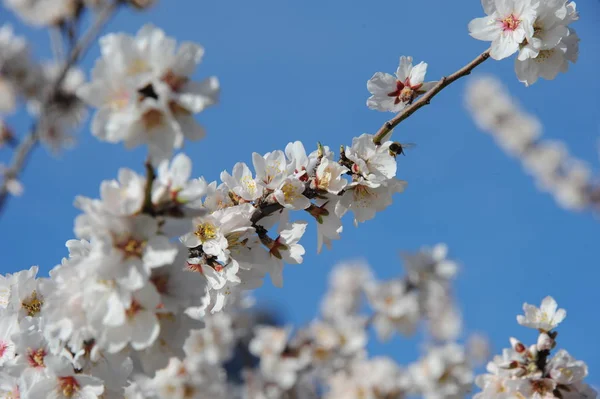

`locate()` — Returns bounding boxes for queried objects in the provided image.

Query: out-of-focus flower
[76,25,219,163]
[465,75,592,211]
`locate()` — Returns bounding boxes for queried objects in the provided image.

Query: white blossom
[0,310,18,366]
[409,344,474,399]
[326,357,406,399]
[345,133,397,185]
[273,177,311,210]
[312,158,348,194]
[184,313,235,366]
[253,150,287,190]
[3,0,76,26]
[366,279,420,340]
[367,56,436,112]
[267,221,307,287]
[468,0,538,60]
[516,29,579,86]
[27,356,104,399]
[220,162,263,202]
[517,296,566,332]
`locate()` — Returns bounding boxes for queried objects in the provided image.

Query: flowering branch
[372,49,491,145]
[0,0,121,219]
[0,1,592,397]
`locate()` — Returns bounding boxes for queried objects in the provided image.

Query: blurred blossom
[467,333,491,366]
[3,0,78,27]
[466,75,594,211]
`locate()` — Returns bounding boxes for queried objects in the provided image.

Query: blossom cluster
[0,21,414,398]
[131,246,477,399]
[76,24,220,164]
[1,249,596,398]
[465,75,595,211]
[2,0,154,27]
[0,24,86,152]
[469,0,579,86]
[475,296,595,399]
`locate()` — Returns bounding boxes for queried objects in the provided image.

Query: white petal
[540,296,558,315]
[172,41,204,77]
[553,308,567,325]
[395,56,413,81]
[481,0,496,14]
[494,0,512,16]
[252,152,267,180]
[176,112,205,142]
[367,95,403,113]
[177,77,219,113]
[180,233,201,248]
[279,221,308,245]
[170,153,192,185]
[366,72,397,95]
[131,311,160,350]
[515,58,539,86]
[143,236,178,269]
[468,16,502,41]
[408,62,428,85]
[490,33,520,60]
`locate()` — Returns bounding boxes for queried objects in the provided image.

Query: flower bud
[510,337,526,353]
[536,332,554,351]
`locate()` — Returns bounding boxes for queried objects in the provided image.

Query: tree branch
[141,159,156,215]
[372,49,491,145]
[0,1,121,219]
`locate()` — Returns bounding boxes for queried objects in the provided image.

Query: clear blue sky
[1,0,599,385]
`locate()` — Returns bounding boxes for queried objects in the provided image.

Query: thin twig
[0,1,120,219]
[372,49,491,145]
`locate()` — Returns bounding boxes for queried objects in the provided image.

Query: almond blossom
[312,158,348,194]
[27,356,104,399]
[468,0,538,60]
[367,56,436,112]
[475,297,594,399]
[265,221,307,287]
[76,24,219,163]
[517,296,566,332]
[3,0,84,26]
[515,29,579,86]
[273,176,311,210]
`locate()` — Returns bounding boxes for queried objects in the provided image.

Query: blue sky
[1,0,599,386]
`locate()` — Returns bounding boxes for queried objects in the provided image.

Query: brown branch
[141,159,157,215]
[250,202,285,225]
[0,1,121,219]
[372,49,491,145]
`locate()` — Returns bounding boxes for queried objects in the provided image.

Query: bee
[388,142,416,158]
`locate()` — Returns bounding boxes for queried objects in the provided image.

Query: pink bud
[510,337,526,353]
